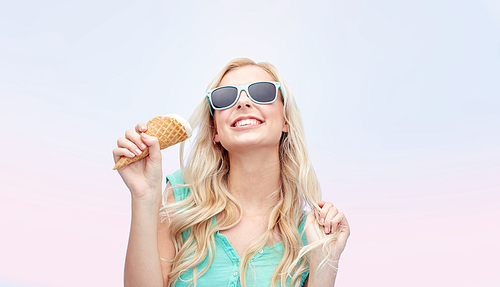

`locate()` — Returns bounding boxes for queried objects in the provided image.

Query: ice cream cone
[113,114,192,170]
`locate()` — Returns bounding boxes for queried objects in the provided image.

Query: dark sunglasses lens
[211,87,238,109]
[248,82,276,103]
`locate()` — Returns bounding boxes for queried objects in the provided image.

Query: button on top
[233,271,238,276]
[259,249,264,254]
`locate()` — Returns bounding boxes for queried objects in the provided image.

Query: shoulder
[165,169,191,202]
[166,169,184,185]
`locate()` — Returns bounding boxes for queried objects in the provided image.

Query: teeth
[235,119,260,127]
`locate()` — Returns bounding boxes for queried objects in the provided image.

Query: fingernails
[140,143,147,150]
[325,226,329,233]
[141,126,146,131]
[320,218,325,223]
[135,149,142,155]
[141,133,149,139]
[129,152,135,157]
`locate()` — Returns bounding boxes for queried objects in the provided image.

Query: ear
[282,121,289,133]
[213,121,220,143]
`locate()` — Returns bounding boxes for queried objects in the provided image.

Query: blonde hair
[160,58,338,287]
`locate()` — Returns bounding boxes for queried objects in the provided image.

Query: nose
[236,90,252,110]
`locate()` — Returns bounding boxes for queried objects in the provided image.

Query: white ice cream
[166,113,192,138]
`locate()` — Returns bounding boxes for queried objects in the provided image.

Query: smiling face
[212,65,289,153]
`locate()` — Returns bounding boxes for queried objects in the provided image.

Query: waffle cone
[113,115,191,170]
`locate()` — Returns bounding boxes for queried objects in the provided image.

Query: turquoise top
[166,170,309,287]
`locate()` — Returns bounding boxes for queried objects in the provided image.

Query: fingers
[135,122,147,134]
[116,136,141,156]
[112,146,136,162]
[317,201,343,235]
[125,129,148,151]
[116,129,147,154]
[318,201,333,232]
[113,124,149,163]
[141,133,161,163]
[329,211,345,234]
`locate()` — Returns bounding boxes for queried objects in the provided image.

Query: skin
[113,65,350,287]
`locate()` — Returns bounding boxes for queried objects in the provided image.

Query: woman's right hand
[113,123,163,203]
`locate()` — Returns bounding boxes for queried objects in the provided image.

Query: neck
[227,146,281,214]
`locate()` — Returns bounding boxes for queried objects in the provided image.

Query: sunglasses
[206,81,282,116]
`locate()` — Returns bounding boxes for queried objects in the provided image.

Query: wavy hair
[160,58,339,287]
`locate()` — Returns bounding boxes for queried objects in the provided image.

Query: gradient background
[1,0,499,286]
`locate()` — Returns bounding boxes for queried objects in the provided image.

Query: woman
[113,58,350,287]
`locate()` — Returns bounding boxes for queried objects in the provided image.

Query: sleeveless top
[166,170,309,287]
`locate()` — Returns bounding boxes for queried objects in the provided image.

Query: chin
[222,138,281,152]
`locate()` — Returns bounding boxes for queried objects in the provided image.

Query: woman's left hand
[304,201,350,261]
